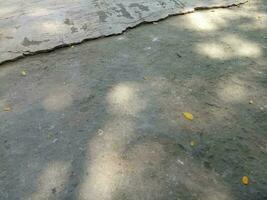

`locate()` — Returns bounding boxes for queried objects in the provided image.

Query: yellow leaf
[21,70,27,76]
[183,112,194,120]
[242,176,249,185]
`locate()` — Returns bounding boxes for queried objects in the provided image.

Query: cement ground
[0,0,267,199]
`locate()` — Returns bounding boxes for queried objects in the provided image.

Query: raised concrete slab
[0,0,245,64]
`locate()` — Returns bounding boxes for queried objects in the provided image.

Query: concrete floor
[0,0,245,64]
[0,0,267,199]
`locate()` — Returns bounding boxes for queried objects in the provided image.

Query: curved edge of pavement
[0,0,247,65]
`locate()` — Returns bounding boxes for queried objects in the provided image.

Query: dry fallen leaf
[183,112,194,120]
[242,176,249,185]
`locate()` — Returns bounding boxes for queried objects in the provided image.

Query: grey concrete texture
[0,0,245,64]
[1,0,267,200]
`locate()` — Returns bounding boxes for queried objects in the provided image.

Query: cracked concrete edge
[0,1,248,66]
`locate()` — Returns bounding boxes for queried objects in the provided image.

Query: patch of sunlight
[0,6,17,18]
[222,35,262,57]
[43,87,73,111]
[108,83,133,105]
[79,150,123,200]
[185,12,219,31]
[79,119,135,200]
[42,21,62,33]
[196,34,262,59]
[168,10,228,31]
[218,80,247,103]
[28,8,50,17]
[106,83,146,115]
[169,5,266,32]
[196,43,227,59]
[30,161,70,200]
[79,130,166,199]
[214,7,267,31]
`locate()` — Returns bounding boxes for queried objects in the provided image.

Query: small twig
[176,53,182,58]
[205,102,221,108]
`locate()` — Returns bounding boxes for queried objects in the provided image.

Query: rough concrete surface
[0,0,267,200]
[0,0,246,64]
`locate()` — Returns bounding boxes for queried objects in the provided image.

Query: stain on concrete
[81,24,88,31]
[5,36,14,39]
[97,11,109,22]
[159,2,167,8]
[71,27,78,34]
[92,0,107,9]
[64,18,74,25]
[21,37,49,46]
[170,0,185,8]
[114,3,134,19]
[129,3,149,11]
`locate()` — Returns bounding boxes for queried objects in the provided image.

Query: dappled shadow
[0,0,267,200]
[0,0,249,64]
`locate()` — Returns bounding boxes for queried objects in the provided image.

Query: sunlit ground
[0,0,267,200]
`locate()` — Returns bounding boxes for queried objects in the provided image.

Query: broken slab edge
[0,1,248,66]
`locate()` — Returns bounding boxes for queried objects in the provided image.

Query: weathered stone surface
[0,0,244,64]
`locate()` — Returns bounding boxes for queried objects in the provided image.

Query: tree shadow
[0,0,267,199]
